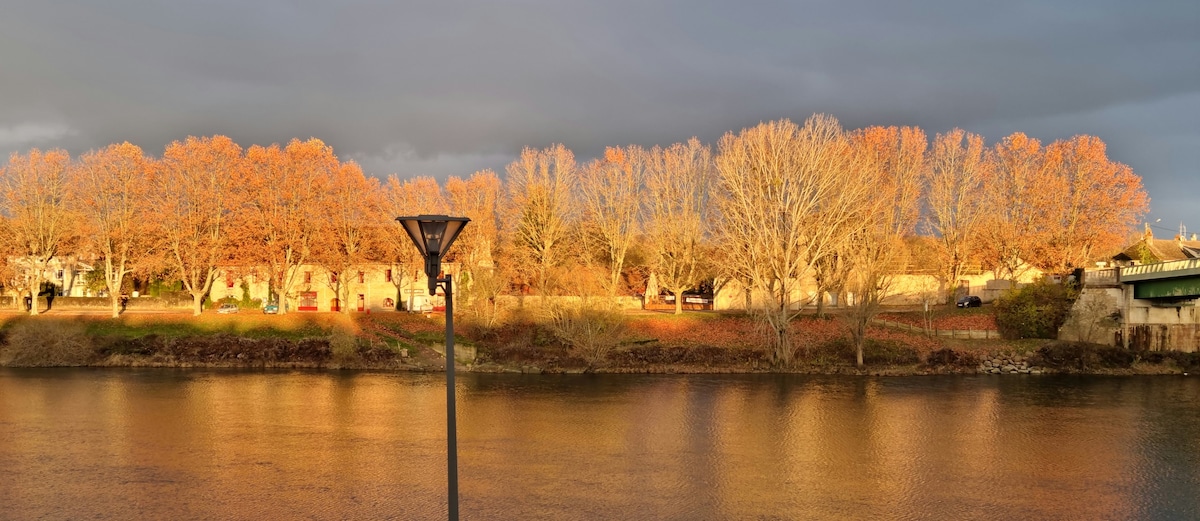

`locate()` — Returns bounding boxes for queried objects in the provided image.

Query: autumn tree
[502,144,577,298]
[446,170,506,323]
[445,170,501,271]
[924,129,989,301]
[243,139,336,313]
[150,135,246,315]
[842,126,926,367]
[1035,135,1148,271]
[579,147,645,297]
[0,149,76,316]
[715,116,869,366]
[72,143,155,317]
[315,161,383,314]
[382,175,446,311]
[643,139,713,314]
[977,133,1051,282]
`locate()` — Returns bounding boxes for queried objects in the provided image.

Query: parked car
[217,303,240,314]
[262,303,279,314]
[956,295,982,308]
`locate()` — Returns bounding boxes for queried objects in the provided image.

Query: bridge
[1084,260,1200,352]
[1102,258,1200,299]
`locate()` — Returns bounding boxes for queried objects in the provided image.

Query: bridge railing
[1121,258,1200,282]
[1082,268,1119,287]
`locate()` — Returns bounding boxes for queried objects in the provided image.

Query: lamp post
[395,215,470,521]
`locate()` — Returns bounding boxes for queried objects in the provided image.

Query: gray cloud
[1,0,1197,226]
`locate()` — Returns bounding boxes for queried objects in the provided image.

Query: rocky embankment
[978,354,1045,375]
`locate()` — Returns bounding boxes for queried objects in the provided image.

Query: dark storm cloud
[1,0,1197,224]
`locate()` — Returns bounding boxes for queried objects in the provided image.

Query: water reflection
[2,370,1199,520]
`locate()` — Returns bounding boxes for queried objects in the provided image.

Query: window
[304,271,312,284]
[56,270,64,280]
[385,269,393,283]
[330,272,338,284]
[358,272,364,284]
[226,274,235,288]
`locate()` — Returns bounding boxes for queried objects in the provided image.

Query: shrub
[1033,341,1136,370]
[545,302,627,365]
[994,279,1076,340]
[0,320,95,367]
[813,338,920,366]
[329,329,359,363]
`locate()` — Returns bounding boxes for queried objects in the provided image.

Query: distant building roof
[1113,228,1200,264]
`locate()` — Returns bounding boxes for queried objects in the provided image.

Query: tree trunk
[28,269,43,316]
[110,294,122,319]
[674,289,683,315]
[27,287,39,316]
[192,293,205,316]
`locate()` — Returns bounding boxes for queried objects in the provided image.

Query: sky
[1,0,1197,234]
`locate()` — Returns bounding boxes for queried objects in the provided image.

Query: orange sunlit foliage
[244,139,338,312]
[382,175,447,303]
[0,148,76,315]
[314,161,383,314]
[72,142,155,317]
[0,115,1150,331]
[445,170,501,270]
[1036,135,1149,271]
[150,135,247,315]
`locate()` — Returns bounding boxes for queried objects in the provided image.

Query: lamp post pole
[394,215,469,521]
[442,274,458,521]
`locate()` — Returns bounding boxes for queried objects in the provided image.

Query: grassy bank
[0,311,1192,375]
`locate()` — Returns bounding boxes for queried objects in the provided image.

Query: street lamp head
[395,215,470,295]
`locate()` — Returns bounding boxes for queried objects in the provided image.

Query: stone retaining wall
[873,319,1001,339]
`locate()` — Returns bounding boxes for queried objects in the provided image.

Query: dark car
[956,295,982,308]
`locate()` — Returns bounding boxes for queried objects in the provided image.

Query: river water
[1,369,1198,520]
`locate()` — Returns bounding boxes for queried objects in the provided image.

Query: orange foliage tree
[977,133,1052,281]
[314,161,383,314]
[843,126,926,367]
[1035,135,1149,271]
[0,149,76,315]
[244,139,337,313]
[72,143,155,317]
[150,136,247,315]
[381,175,446,311]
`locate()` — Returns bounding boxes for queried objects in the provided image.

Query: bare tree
[72,143,155,317]
[502,144,577,298]
[715,116,870,366]
[643,139,713,314]
[0,149,76,316]
[924,129,989,301]
[579,146,645,297]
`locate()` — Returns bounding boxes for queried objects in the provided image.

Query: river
[1,369,1198,520]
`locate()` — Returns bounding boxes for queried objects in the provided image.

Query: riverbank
[0,311,1194,375]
